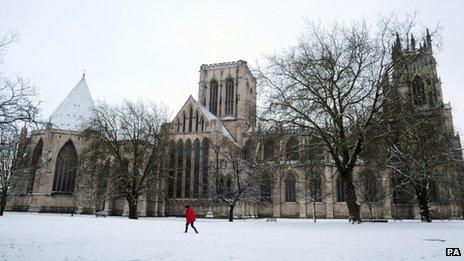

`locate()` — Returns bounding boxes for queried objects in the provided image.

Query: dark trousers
[185,222,198,233]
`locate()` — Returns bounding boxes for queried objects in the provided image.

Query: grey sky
[1,0,463,136]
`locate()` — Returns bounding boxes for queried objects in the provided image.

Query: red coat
[186,207,196,223]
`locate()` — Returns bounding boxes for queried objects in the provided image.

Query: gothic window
[337,177,347,202]
[182,113,186,133]
[167,141,176,198]
[307,171,323,202]
[176,139,184,198]
[243,140,253,161]
[226,176,233,196]
[263,139,275,161]
[429,180,438,203]
[285,174,296,202]
[52,140,78,194]
[225,78,234,115]
[184,139,192,198]
[209,80,219,115]
[193,139,200,197]
[177,120,180,133]
[392,175,410,204]
[201,116,204,131]
[286,136,299,161]
[303,143,324,162]
[188,107,193,132]
[201,138,210,196]
[27,139,43,194]
[412,75,426,106]
[260,173,272,202]
[96,159,110,212]
[195,111,199,132]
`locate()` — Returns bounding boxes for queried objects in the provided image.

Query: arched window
[201,138,210,196]
[96,159,110,212]
[182,113,186,133]
[226,176,233,196]
[392,175,410,204]
[412,75,426,106]
[285,174,296,202]
[188,107,193,132]
[263,139,275,161]
[201,116,205,131]
[209,80,219,115]
[429,180,438,203]
[337,177,346,202]
[216,177,224,195]
[225,78,234,115]
[176,140,184,198]
[193,139,200,197]
[27,139,43,194]
[184,139,192,198]
[306,171,322,202]
[177,120,180,133]
[195,111,199,132]
[52,140,78,194]
[167,141,176,198]
[260,173,272,202]
[286,136,299,161]
[243,140,254,161]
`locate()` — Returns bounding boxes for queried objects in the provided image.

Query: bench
[361,219,388,223]
[95,211,107,218]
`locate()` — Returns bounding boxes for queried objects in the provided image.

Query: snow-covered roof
[191,97,217,121]
[49,75,94,131]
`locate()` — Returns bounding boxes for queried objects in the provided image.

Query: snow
[49,75,94,131]
[1,212,463,261]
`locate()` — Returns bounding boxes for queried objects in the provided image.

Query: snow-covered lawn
[0,212,462,261]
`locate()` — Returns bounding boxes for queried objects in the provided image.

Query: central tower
[198,60,257,143]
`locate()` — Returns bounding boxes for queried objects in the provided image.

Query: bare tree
[0,32,39,215]
[355,168,386,219]
[0,125,29,215]
[212,136,268,222]
[382,100,459,222]
[258,16,423,222]
[89,100,170,219]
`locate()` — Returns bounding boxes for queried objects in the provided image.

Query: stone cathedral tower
[197,60,257,144]
[392,30,462,155]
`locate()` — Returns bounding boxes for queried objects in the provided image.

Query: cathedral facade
[6,41,464,219]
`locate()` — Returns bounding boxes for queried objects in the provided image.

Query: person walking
[185,205,198,233]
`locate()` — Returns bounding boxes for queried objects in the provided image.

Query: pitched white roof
[49,75,94,131]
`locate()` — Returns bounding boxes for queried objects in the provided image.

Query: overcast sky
[1,0,463,137]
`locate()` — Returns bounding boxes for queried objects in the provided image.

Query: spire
[392,32,402,61]
[410,33,416,51]
[83,69,86,79]
[426,28,432,52]
[49,75,95,131]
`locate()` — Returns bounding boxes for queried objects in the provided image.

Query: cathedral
[6,35,464,219]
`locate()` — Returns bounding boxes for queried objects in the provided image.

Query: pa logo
[446,248,461,256]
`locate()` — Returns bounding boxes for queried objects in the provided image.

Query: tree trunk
[0,195,6,216]
[312,200,317,223]
[414,186,431,222]
[127,197,139,220]
[342,171,361,222]
[0,189,7,216]
[229,203,235,222]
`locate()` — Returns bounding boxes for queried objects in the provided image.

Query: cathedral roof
[49,75,94,131]
[173,95,236,143]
